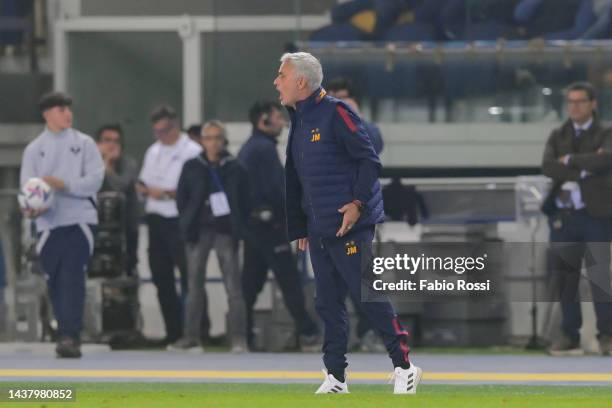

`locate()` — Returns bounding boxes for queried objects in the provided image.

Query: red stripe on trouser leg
[391,316,410,337]
[392,316,411,364]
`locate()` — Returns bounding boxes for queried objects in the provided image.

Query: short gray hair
[202,119,227,140]
[280,52,323,92]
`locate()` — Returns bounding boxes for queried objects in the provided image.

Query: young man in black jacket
[171,120,250,353]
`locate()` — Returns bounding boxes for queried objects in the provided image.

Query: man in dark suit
[542,81,612,356]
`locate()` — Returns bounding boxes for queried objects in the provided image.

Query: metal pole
[53,19,67,91]
[179,15,202,127]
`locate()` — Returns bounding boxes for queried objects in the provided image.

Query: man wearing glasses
[95,124,140,276]
[137,106,201,345]
[172,120,250,353]
[542,81,612,356]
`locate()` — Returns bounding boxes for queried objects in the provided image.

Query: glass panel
[80,0,332,16]
[201,31,299,122]
[67,32,182,161]
[300,41,612,124]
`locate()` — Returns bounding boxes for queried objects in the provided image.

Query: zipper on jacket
[299,149,318,226]
[309,195,317,226]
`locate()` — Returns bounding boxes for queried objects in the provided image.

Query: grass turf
[1,382,611,408]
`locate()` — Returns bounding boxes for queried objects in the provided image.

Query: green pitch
[1,382,611,407]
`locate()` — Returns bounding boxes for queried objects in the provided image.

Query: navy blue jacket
[285,88,385,241]
[176,151,251,243]
[365,121,384,155]
[238,129,285,222]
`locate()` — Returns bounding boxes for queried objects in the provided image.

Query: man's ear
[297,76,307,91]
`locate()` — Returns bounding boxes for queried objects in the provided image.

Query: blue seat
[309,23,367,86]
[361,22,436,102]
[462,22,514,41]
[382,23,437,98]
[382,22,436,42]
[0,0,33,46]
[441,22,513,102]
[309,23,366,42]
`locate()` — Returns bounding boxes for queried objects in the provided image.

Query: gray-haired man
[275,52,423,394]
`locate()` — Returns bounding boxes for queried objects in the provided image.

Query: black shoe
[56,336,82,358]
[146,336,176,348]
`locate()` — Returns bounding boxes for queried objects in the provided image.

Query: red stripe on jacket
[336,105,357,133]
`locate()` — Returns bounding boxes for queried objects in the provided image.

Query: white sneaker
[314,370,349,394]
[390,365,423,394]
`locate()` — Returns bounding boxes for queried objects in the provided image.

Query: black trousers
[125,225,139,276]
[548,209,612,342]
[242,225,319,347]
[146,214,187,342]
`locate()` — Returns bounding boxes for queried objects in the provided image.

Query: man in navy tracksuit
[274,52,422,395]
[327,76,386,352]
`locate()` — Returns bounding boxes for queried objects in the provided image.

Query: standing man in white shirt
[137,105,201,345]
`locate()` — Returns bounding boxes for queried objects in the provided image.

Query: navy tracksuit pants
[309,226,410,373]
[38,224,94,340]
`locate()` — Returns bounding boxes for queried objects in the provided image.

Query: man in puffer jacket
[274,51,422,395]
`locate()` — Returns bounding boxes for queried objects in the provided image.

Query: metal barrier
[0,189,25,340]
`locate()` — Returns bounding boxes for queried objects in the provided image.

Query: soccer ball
[18,178,54,211]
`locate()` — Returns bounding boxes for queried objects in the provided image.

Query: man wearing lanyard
[542,81,612,356]
[172,120,250,352]
[137,105,201,345]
